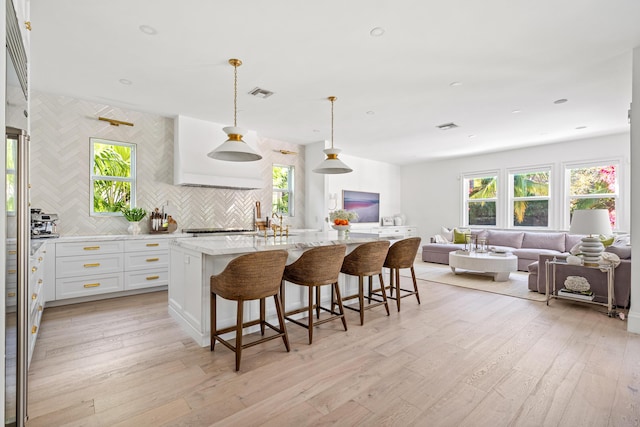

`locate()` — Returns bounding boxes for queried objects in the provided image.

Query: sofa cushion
[565,234,585,252]
[513,248,563,262]
[605,242,631,259]
[486,230,524,249]
[522,232,565,252]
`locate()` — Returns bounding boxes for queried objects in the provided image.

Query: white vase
[127,221,141,235]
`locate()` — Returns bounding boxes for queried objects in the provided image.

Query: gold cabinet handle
[31,293,37,300]
[38,279,43,284]
[83,246,100,251]
[146,243,159,247]
[8,292,16,297]
[31,325,37,334]
[38,305,43,312]
[146,275,160,281]
[83,283,101,288]
[146,258,159,262]
[83,263,101,268]
[8,250,17,255]
[31,266,37,273]
[8,269,16,274]
[38,257,43,262]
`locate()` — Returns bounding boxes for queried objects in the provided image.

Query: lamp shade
[569,209,612,236]
[312,148,353,174]
[207,126,262,162]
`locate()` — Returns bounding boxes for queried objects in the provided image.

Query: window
[509,169,550,227]
[272,164,294,216]
[90,138,136,215]
[566,162,617,228]
[6,136,16,214]
[463,173,497,226]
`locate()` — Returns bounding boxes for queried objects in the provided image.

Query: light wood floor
[27,277,639,426]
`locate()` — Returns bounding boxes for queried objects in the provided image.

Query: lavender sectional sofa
[422,229,584,271]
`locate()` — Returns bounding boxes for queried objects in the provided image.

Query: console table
[545,258,617,317]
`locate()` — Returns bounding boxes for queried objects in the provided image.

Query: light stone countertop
[170,231,392,257]
[46,233,193,243]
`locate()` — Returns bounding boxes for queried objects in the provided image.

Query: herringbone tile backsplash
[29,91,306,236]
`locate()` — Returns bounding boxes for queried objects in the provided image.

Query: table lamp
[569,209,613,266]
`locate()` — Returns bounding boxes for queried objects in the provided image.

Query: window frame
[563,159,619,230]
[508,166,552,229]
[272,163,294,217]
[89,138,137,217]
[462,171,499,227]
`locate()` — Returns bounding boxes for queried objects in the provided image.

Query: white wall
[628,47,639,334]
[305,141,403,231]
[401,132,631,244]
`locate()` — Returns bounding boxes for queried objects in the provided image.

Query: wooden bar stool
[210,250,289,371]
[281,244,347,344]
[380,237,422,312]
[339,240,390,325]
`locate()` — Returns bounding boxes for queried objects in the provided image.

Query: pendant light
[313,96,353,174]
[207,58,262,162]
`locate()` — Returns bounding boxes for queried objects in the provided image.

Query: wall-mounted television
[343,190,380,223]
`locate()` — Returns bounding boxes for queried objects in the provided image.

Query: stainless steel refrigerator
[5,0,30,424]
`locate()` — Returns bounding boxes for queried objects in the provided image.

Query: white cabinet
[124,239,169,290]
[28,243,47,366]
[52,237,169,302]
[55,241,125,299]
[355,226,418,238]
[6,244,17,308]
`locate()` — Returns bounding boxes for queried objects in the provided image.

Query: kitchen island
[168,231,395,346]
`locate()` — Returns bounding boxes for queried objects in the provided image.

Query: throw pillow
[600,235,614,247]
[453,228,469,244]
[440,226,453,242]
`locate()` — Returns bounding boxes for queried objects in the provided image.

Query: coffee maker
[30,208,59,238]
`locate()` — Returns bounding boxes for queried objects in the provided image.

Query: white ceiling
[29,0,640,165]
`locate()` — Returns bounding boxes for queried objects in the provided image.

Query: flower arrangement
[329,209,358,225]
[121,207,147,222]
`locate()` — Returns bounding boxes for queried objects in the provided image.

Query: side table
[545,257,617,317]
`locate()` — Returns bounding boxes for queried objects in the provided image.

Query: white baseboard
[627,309,640,334]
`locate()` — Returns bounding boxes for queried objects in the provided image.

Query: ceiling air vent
[436,122,459,130]
[249,87,274,99]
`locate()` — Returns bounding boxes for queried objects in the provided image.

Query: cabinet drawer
[56,273,124,299]
[124,251,169,271]
[125,269,168,290]
[56,254,124,278]
[124,239,168,252]
[56,240,124,257]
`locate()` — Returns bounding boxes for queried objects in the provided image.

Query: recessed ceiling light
[468,134,476,138]
[512,109,522,114]
[449,81,462,87]
[436,122,459,130]
[119,79,132,85]
[576,126,587,130]
[139,25,158,35]
[370,27,385,37]
[554,98,568,104]
[366,111,375,115]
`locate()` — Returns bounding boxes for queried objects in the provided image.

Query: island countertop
[169,230,388,257]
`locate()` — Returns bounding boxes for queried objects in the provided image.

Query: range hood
[174,115,264,189]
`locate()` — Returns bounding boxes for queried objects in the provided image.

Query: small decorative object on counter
[149,206,177,233]
[122,207,147,235]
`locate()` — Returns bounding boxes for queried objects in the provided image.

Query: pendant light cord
[233,63,238,127]
[329,96,336,149]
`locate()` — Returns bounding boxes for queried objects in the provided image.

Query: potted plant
[121,207,147,235]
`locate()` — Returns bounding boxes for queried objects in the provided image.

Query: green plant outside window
[90,138,136,215]
[6,137,16,213]
[568,164,617,228]
[512,170,550,227]
[273,164,294,216]
[465,175,497,226]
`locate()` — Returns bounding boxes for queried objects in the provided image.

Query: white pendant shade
[207,126,262,162]
[313,148,353,174]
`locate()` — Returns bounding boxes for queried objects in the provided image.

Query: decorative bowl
[331,224,351,231]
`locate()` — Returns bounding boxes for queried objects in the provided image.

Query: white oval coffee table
[448,251,518,282]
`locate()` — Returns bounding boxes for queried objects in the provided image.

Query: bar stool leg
[358,276,365,325]
[389,268,394,298]
[210,293,217,351]
[379,273,390,316]
[273,294,290,351]
[308,286,315,344]
[411,266,421,304]
[394,268,401,312]
[260,298,266,335]
[332,282,348,331]
[235,300,244,371]
[316,286,321,319]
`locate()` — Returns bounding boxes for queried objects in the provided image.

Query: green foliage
[121,207,147,222]
[93,143,132,213]
[272,165,293,215]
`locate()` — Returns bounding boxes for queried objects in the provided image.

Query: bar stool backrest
[210,250,289,301]
[283,244,347,286]
[341,240,390,276]
[384,237,422,269]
